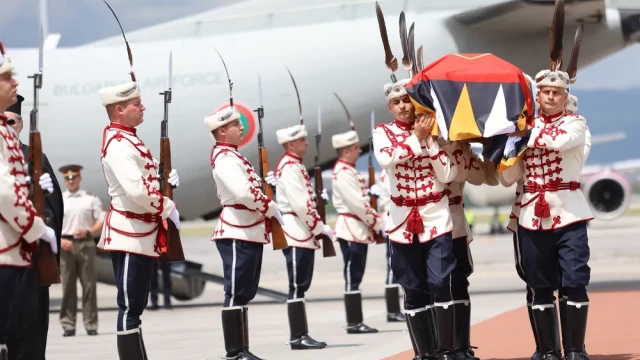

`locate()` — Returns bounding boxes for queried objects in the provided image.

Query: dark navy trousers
[216,239,263,307]
[450,237,474,301]
[512,229,534,304]
[338,239,368,292]
[385,237,399,286]
[112,252,155,333]
[518,221,591,305]
[282,247,315,299]
[389,233,456,310]
[0,267,23,343]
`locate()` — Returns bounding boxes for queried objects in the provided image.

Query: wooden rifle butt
[270,219,288,250]
[165,220,185,262]
[37,242,61,285]
[374,231,387,244]
[321,235,336,257]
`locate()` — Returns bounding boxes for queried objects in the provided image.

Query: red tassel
[406,207,425,234]
[535,197,551,218]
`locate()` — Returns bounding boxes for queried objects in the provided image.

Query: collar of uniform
[336,159,356,168]
[0,114,7,126]
[214,141,238,150]
[284,152,302,163]
[539,110,564,124]
[108,122,137,135]
[64,189,83,198]
[394,119,413,131]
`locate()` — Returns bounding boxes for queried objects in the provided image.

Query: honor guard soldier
[371,168,406,323]
[331,130,383,334]
[58,164,105,337]
[500,69,592,360]
[372,79,458,360]
[98,81,181,359]
[205,106,284,360]
[269,124,333,350]
[0,45,58,360]
[439,140,498,360]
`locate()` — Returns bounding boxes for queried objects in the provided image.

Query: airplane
[6,0,640,225]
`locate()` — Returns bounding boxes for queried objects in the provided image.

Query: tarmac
[44,214,640,359]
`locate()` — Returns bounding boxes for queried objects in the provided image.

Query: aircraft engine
[582,170,632,220]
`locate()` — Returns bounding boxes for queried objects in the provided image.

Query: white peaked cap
[332,130,359,149]
[383,78,410,102]
[99,82,141,107]
[276,124,307,145]
[534,69,570,90]
[566,93,578,113]
[204,106,241,132]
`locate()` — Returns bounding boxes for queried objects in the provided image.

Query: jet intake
[620,9,640,42]
[583,170,632,221]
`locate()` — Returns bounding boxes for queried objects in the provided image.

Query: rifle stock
[258,147,288,251]
[160,137,185,262]
[29,131,61,285]
[368,166,386,244]
[314,167,336,258]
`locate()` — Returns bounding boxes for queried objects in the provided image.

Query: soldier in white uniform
[372,168,406,323]
[98,81,180,359]
[439,140,498,360]
[0,43,58,360]
[331,130,384,334]
[271,124,333,350]
[500,70,592,360]
[58,164,105,337]
[205,106,284,360]
[372,79,458,360]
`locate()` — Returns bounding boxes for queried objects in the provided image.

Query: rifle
[254,75,288,251]
[369,111,386,244]
[314,106,336,258]
[29,24,61,285]
[159,51,185,263]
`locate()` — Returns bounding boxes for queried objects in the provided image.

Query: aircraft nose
[620,9,640,42]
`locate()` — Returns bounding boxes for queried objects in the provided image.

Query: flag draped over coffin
[405,53,536,172]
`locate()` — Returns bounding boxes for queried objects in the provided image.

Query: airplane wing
[452,0,606,34]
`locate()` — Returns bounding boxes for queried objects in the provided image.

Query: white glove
[265,171,278,187]
[273,209,284,226]
[168,208,181,230]
[321,188,329,202]
[168,169,179,188]
[321,224,333,239]
[40,226,58,254]
[39,173,54,195]
[369,184,381,196]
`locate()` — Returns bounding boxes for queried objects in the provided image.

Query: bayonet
[375,1,398,83]
[333,92,356,130]
[103,0,135,81]
[313,106,336,257]
[286,67,304,125]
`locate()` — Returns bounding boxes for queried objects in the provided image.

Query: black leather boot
[139,327,149,359]
[163,289,172,309]
[528,304,542,360]
[287,300,327,350]
[407,309,438,360]
[117,329,147,360]
[454,302,479,360]
[531,305,562,360]
[406,317,421,360]
[564,303,589,360]
[386,286,406,322]
[242,306,263,360]
[344,292,378,334]
[1,344,8,360]
[221,307,252,360]
[434,306,456,360]
[149,291,159,310]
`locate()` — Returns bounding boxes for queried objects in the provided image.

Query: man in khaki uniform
[58,164,105,337]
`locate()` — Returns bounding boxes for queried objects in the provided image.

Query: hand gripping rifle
[254,75,288,251]
[314,107,336,258]
[159,51,185,262]
[29,24,61,285]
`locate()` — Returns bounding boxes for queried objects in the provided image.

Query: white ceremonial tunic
[98,122,176,257]
[331,159,383,244]
[441,142,498,243]
[372,120,457,244]
[377,169,392,224]
[0,115,47,267]
[210,142,277,244]
[500,112,593,230]
[275,152,323,249]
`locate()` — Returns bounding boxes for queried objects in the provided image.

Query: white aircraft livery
[7,0,640,220]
